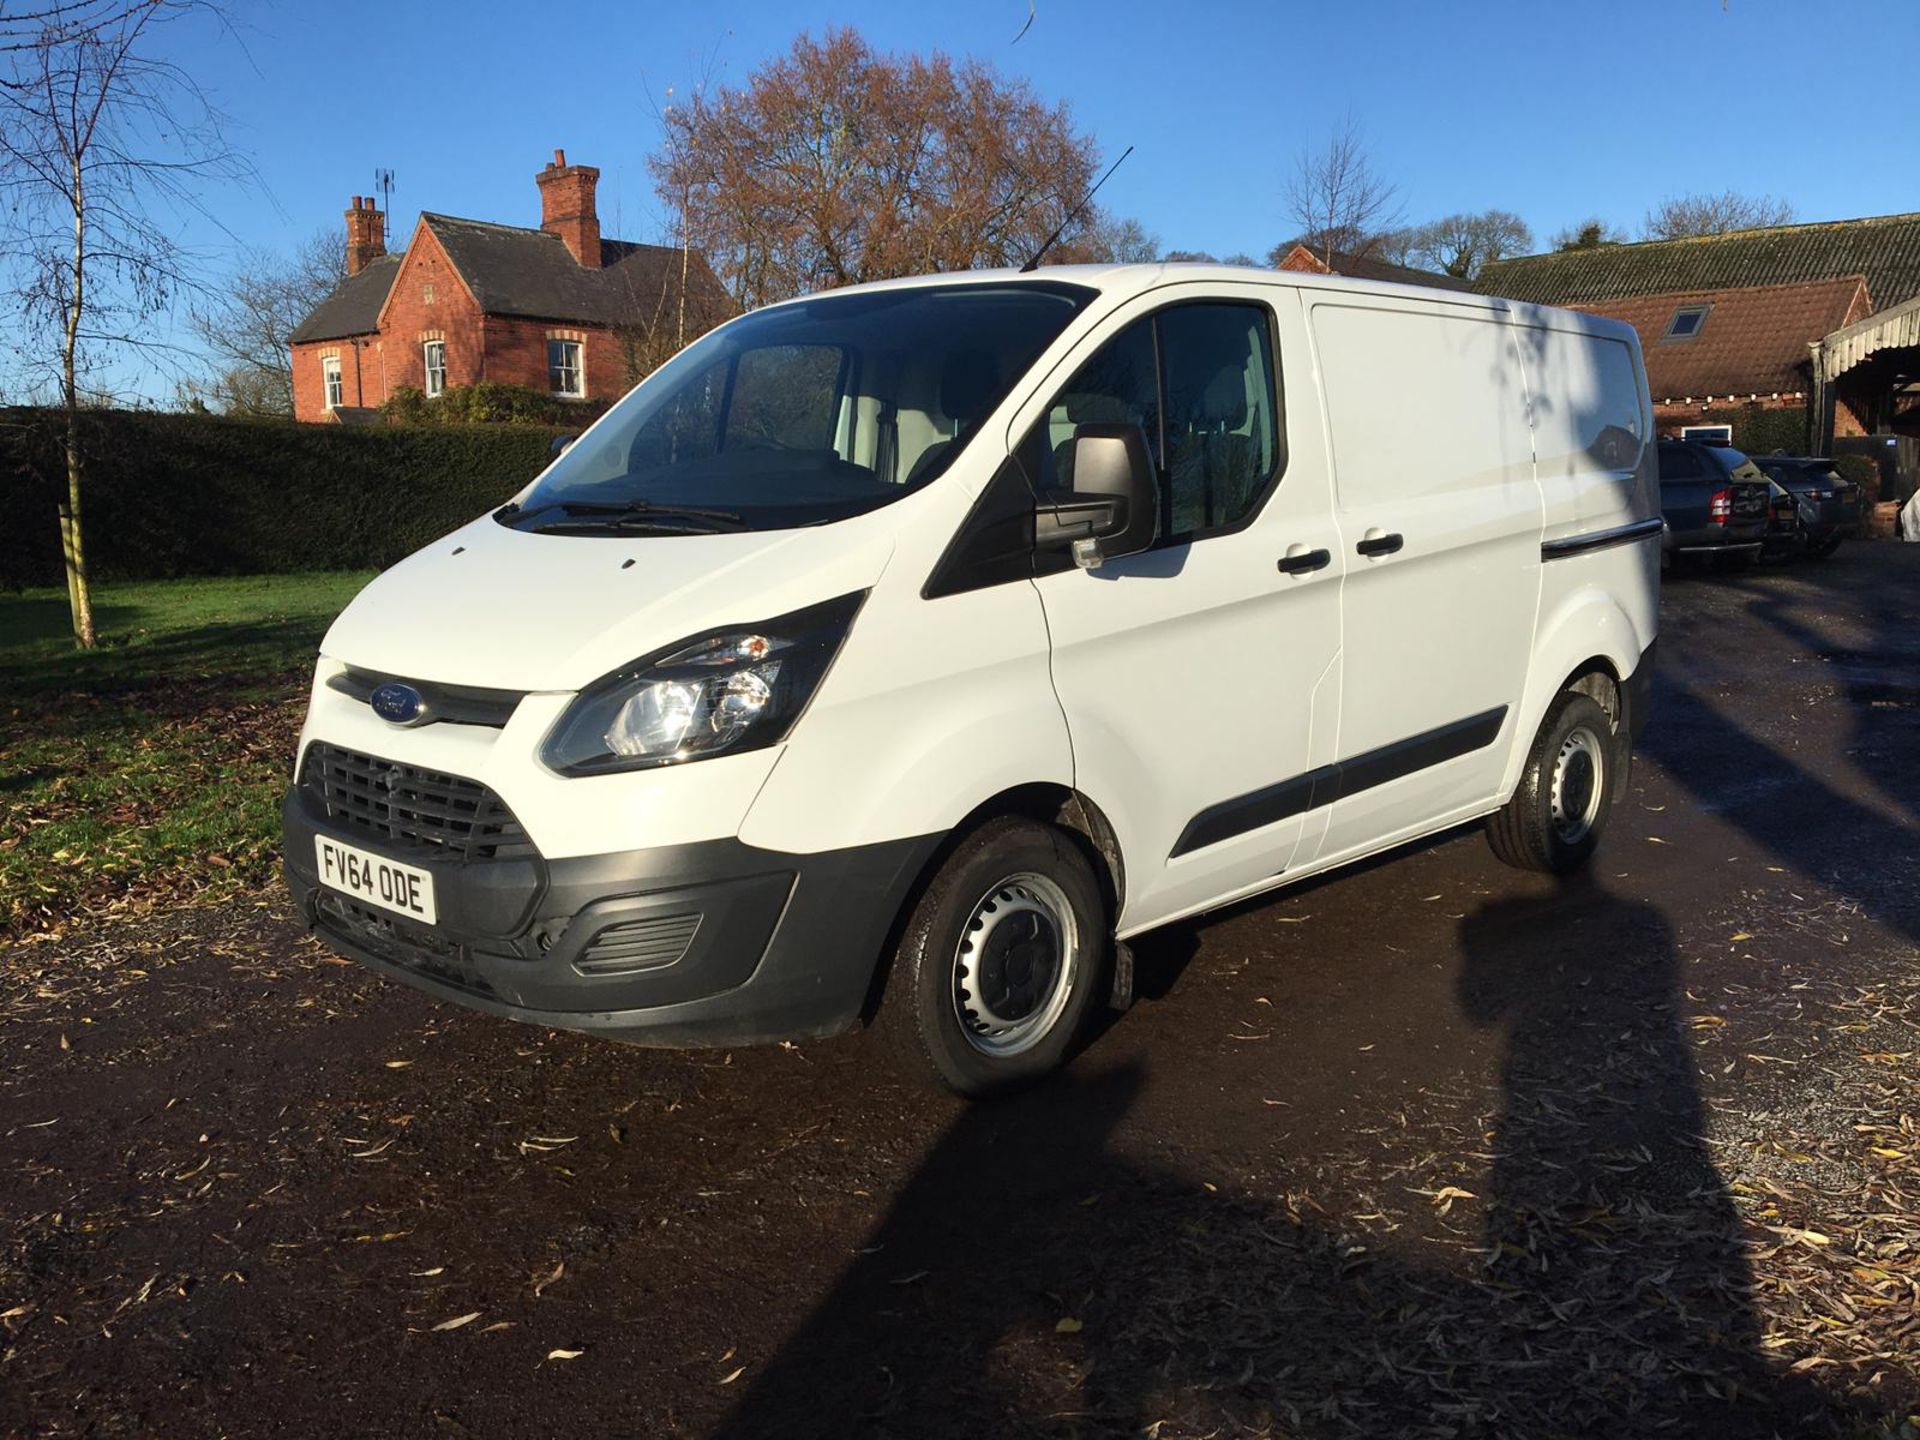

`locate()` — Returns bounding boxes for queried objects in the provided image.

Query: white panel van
[284,265,1661,1096]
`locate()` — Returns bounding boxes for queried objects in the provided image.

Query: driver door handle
[1277,546,1331,574]
[1356,529,1404,557]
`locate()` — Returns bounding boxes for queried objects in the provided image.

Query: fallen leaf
[533,1262,564,1298]
[547,1348,585,1362]
[385,1060,413,1070]
[1055,1317,1084,1334]
[719,1365,746,1385]
[432,1311,483,1332]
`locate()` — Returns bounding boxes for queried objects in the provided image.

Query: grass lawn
[1,572,372,939]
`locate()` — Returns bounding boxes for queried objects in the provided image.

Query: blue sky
[93,0,1920,393]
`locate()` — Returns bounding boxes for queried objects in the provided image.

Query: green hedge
[1692,403,1810,458]
[1,408,569,588]
[384,381,612,428]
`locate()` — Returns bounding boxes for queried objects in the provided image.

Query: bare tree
[651,28,1098,308]
[1644,190,1794,240]
[0,0,244,647]
[1551,217,1628,252]
[1366,225,1423,268]
[1405,209,1534,279]
[1076,211,1159,264]
[1283,115,1399,268]
[183,227,341,417]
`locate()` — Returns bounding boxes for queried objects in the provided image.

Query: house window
[1663,304,1710,340]
[322,355,343,410]
[548,339,584,397]
[423,341,447,398]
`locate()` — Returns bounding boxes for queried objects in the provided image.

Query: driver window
[1019,301,1281,545]
[1028,317,1160,489]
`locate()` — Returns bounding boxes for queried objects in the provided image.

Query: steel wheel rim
[951,872,1079,1057]
[1550,725,1605,845]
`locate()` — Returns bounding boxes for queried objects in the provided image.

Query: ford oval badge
[369,682,427,726]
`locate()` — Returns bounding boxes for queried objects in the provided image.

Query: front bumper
[283,785,939,1047]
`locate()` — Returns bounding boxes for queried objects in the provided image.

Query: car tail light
[1709,487,1733,523]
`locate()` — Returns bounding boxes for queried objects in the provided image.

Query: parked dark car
[1657,440,1770,570]
[1754,455,1856,558]
[1760,475,1805,561]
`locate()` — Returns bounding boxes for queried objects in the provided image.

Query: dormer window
[1663,304,1710,341]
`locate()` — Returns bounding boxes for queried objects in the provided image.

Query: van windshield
[500,280,1095,535]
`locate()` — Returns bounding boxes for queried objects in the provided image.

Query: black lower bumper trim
[285,787,940,1046]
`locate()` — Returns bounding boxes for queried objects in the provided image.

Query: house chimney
[535,148,601,268]
[344,195,386,277]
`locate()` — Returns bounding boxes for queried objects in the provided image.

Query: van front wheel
[874,817,1108,1098]
[1486,692,1622,874]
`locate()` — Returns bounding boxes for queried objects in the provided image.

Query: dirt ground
[3,546,1918,1439]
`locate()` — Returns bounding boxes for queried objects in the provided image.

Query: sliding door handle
[1277,546,1331,574]
[1356,530,1404,557]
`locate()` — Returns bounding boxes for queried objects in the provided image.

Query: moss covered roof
[1477,213,1920,312]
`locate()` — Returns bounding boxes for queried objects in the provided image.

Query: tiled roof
[287,254,400,343]
[1477,212,1920,309]
[1569,276,1872,402]
[420,214,735,332]
[1273,241,1475,292]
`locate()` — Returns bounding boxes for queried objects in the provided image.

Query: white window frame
[548,339,584,398]
[322,355,344,410]
[423,340,447,398]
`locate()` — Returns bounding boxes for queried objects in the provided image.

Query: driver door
[1013,285,1345,934]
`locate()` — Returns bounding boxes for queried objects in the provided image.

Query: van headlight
[541,592,865,775]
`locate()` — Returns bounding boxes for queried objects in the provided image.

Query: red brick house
[288,150,733,423]
[1270,241,1474,292]
[1568,275,1874,434]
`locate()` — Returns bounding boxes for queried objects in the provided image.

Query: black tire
[873,816,1108,1098]
[1807,533,1843,559]
[1486,692,1624,875]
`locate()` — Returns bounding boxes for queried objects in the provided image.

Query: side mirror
[550,433,579,459]
[1046,423,1158,568]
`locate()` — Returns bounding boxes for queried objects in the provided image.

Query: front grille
[574,913,701,976]
[299,741,534,861]
[313,891,499,1000]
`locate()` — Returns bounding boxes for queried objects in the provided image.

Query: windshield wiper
[503,499,748,532]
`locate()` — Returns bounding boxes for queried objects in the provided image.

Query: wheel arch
[856,782,1125,1025]
[1501,586,1651,800]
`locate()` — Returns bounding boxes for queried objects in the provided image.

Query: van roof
[767,263,1640,345]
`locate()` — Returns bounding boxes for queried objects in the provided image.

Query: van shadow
[708,882,1848,1438]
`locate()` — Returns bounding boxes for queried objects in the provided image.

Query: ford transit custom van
[284,264,1661,1096]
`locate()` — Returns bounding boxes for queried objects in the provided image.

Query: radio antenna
[1020,145,1133,273]
[373,167,395,214]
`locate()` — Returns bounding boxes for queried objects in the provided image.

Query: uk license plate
[314,836,437,924]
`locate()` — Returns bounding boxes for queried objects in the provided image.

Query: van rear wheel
[1486,692,1622,874]
[874,816,1107,1098]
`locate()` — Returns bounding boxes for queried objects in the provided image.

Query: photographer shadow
[707,882,1848,1437]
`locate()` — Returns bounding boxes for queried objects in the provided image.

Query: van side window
[1022,301,1282,546]
[1044,317,1161,479]
[1158,304,1278,537]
